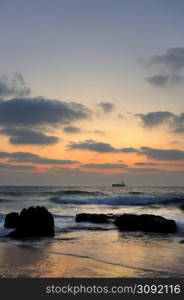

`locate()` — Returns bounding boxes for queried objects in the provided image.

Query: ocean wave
[49,194,184,206]
[50,190,106,197]
[128,192,145,195]
[0,198,13,203]
[0,191,24,196]
[175,220,184,233]
[53,213,74,219]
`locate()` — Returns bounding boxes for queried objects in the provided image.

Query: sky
[0,0,184,185]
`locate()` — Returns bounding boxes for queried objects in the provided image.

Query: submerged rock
[4,212,19,228]
[76,213,115,223]
[114,213,177,233]
[7,206,55,239]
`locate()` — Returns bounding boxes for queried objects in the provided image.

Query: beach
[0,185,184,278]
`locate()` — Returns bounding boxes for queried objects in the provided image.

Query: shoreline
[0,243,182,278]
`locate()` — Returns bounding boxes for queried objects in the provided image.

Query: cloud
[139,147,184,161]
[67,139,137,153]
[0,97,91,128]
[81,163,128,169]
[135,162,159,166]
[0,74,92,146]
[0,73,30,98]
[150,48,184,71]
[136,110,184,134]
[172,113,184,133]
[0,127,59,145]
[0,163,36,170]
[117,113,124,119]
[87,129,105,135]
[93,130,105,135]
[67,138,184,162]
[169,140,180,145]
[135,161,184,167]
[173,126,184,133]
[97,102,115,113]
[63,126,81,134]
[0,76,92,146]
[0,151,79,165]
[145,48,184,88]
[128,167,166,173]
[135,111,174,127]
[121,147,137,153]
[146,73,183,86]
[67,139,119,153]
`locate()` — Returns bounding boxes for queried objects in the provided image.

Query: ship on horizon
[112,181,126,187]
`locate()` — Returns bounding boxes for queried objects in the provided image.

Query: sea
[0,185,184,278]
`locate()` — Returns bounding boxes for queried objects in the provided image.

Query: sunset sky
[0,0,184,185]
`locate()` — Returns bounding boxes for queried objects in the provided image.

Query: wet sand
[0,244,147,278]
[0,229,184,278]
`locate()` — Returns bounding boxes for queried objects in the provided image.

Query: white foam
[0,225,13,237]
[50,194,184,206]
[175,220,184,233]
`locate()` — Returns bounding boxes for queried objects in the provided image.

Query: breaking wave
[50,190,106,197]
[49,194,184,206]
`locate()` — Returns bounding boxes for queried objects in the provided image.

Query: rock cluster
[76,212,177,233]
[114,213,177,233]
[76,213,115,223]
[5,206,55,239]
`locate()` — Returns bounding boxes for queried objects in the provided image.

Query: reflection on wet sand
[0,229,184,277]
[0,243,146,278]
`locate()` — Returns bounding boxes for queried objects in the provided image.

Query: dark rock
[7,206,55,238]
[139,214,177,233]
[114,214,142,231]
[180,204,184,210]
[76,213,115,223]
[4,212,20,228]
[114,213,177,233]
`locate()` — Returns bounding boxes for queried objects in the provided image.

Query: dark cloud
[0,75,92,146]
[135,161,184,167]
[146,74,169,86]
[136,111,184,134]
[0,97,91,128]
[67,139,137,153]
[173,126,184,133]
[172,113,184,134]
[0,163,36,170]
[0,73,30,98]
[67,139,119,153]
[121,147,137,153]
[0,127,59,145]
[0,151,79,165]
[135,162,159,166]
[63,126,81,134]
[146,74,183,86]
[135,111,174,127]
[128,167,166,173]
[145,48,184,88]
[97,102,115,113]
[81,163,128,169]
[150,48,184,71]
[68,138,184,162]
[140,147,184,161]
